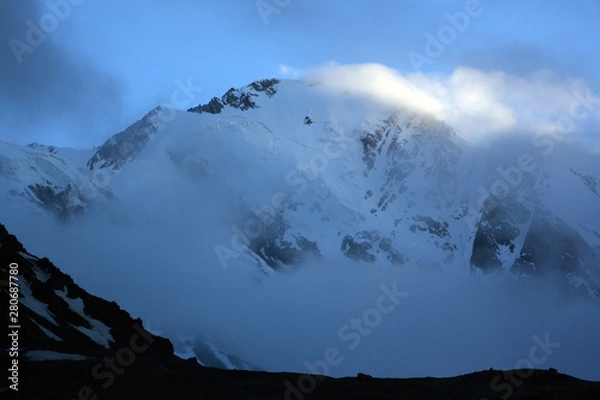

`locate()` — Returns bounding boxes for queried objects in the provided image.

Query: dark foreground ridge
[1,223,599,400]
[17,361,600,400]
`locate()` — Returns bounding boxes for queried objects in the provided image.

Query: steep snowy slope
[0,222,174,362]
[0,140,109,223]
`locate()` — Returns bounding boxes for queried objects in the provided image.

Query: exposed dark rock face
[222,88,259,111]
[248,78,280,96]
[360,113,460,176]
[26,143,57,154]
[0,223,174,361]
[246,213,321,269]
[511,214,600,298]
[470,192,600,299]
[358,112,462,222]
[1,143,111,222]
[87,107,162,173]
[189,96,226,114]
[341,231,408,265]
[188,79,280,114]
[341,234,376,263]
[26,183,84,220]
[470,197,525,272]
[409,215,449,238]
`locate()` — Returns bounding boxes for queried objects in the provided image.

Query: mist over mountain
[1,69,600,384]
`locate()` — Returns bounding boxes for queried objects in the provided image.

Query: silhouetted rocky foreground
[2,223,599,399]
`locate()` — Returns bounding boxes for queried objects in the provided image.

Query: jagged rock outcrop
[0,223,174,359]
[187,79,280,114]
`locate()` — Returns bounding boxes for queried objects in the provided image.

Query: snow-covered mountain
[0,141,108,221]
[2,78,598,296]
[1,77,600,377]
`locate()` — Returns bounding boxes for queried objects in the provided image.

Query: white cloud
[277,64,302,79]
[303,63,446,118]
[301,63,600,144]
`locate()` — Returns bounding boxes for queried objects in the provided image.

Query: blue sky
[1,0,599,148]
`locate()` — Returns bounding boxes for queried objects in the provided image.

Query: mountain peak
[86,107,164,174]
[187,78,280,114]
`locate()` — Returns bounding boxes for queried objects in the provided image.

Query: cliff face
[0,222,176,397]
